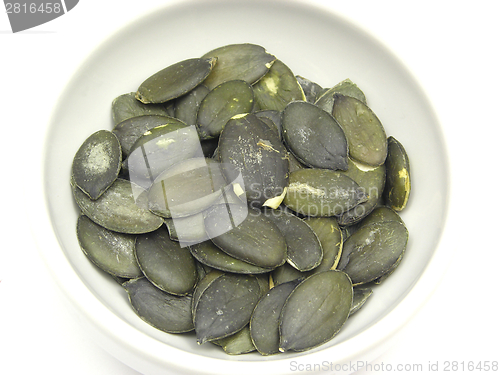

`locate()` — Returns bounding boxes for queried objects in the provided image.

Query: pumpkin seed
[71,130,122,200]
[303,217,343,271]
[282,101,348,170]
[191,270,224,316]
[111,92,170,125]
[212,325,256,355]
[72,178,164,234]
[126,123,201,190]
[250,279,301,355]
[174,84,210,126]
[77,215,142,278]
[112,115,182,158]
[339,221,408,285]
[359,205,404,228]
[201,43,276,90]
[332,94,388,166]
[136,57,217,104]
[384,136,411,211]
[287,152,307,173]
[164,213,208,245]
[194,273,261,344]
[253,60,306,111]
[135,226,198,296]
[254,109,282,137]
[279,270,353,352]
[197,80,254,139]
[147,157,227,219]
[349,286,373,316]
[271,263,304,287]
[284,168,367,217]
[204,203,287,269]
[189,240,271,274]
[296,75,323,103]
[123,277,194,333]
[337,158,386,225]
[219,113,289,206]
[315,79,366,114]
[263,208,323,272]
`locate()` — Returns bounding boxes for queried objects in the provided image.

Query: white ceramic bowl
[36,0,450,374]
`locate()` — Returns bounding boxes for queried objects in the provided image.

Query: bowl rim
[32,0,452,373]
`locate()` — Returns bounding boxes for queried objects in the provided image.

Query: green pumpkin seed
[194,273,261,344]
[373,253,404,284]
[212,326,256,355]
[72,178,164,234]
[164,213,207,245]
[337,158,386,225]
[191,270,224,316]
[282,101,348,170]
[148,158,227,218]
[384,136,411,211]
[332,94,388,166]
[219,113,289,206]
[359,206,404,228]
[71,130,122,200]
[253,60,306,111]
[303,217,343,271]
[263,208,323,272]
[196,80,254,139]
[254,109,282,137]
[123,277,194,333]
[271,263,304,287]
[204,204,287,269]
[339,221,408,285]
[287,152,307,173]
[250,279,301,355]
[126,123,201,189]
[349,286,373,316]
[136,57,217,104]
[135,226,198,296]
[279,270,353,352]
[174,84,210,126]
[111,92,170,125]
[189,240,271,274]
[296,75,323,103]
[77,215,142,278]
[201,43,276,90]
[315,79,366,113]
[284,169,367,217]
[112,115,182,157]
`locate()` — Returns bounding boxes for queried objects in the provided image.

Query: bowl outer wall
[33,0,451,374]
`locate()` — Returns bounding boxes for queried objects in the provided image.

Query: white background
[1,1,499,374]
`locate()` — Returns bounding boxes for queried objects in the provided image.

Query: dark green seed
[191,270,224,317]
[279,270,353,352]
[72,178,164,234]
[296,75,323,103]
[384,136,411,211]
[204,204,287,269]
[315,79,366,113]
[250,279,301,355]
[332,94,387,166]
[136,57,217,104]
[174,84,210,126]
[284,169,367,217]
[111,92,170,125]
[282,101,348,170]
[349,287,373,316]
[219,113,289,206]
[303,217,343,271]
[77,215,142,278]
[253,60,306,111]
[123,277,194,333]
[263,208,323,272]
[201,43,276,90]
[135,226,198,296]
[112,115,182,157]
[212,326,256,355]
[72,130,122,200]
[194,274,261,344]
[197,80,254,139]
[339,221,408,285]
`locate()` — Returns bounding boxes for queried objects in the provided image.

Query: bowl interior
[43,0,448,372]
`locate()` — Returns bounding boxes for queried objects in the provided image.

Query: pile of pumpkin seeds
[71,43,411,355]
